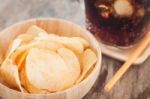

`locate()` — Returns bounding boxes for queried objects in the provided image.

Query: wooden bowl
[0,18,101,99]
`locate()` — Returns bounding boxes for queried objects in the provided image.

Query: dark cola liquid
[85,0,150,46]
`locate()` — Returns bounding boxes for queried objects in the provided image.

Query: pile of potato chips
[0,26,97,93]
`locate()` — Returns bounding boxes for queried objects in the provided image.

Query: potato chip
[35,36,84,54]
[6,25,44,58]
[76,49,97,83]
[0,49,4,65]
[15,50,29,71]
[6,34,33,59]
[20,66,48,93]
[25,48,78,92]
[6,38,22,58]
[54,37,84,54]
[72,37,90,48]
[6,25,42,58]
[26,25,47,36]
[10,40,60,63]
[0,59,23,92]
[57,47,80,88]
[10,40,44,58]
[18,50,48,93]
[11,40,64,62]
[17,34,34,44]
[10,44,33,63]
[37,32,49,37]
[83,65,95,80]
[38,32,58,37]
[35,40,64,51]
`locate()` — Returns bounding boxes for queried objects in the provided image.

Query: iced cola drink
[85,0,150,46]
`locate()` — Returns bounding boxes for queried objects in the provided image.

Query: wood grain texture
[0,0,150,99]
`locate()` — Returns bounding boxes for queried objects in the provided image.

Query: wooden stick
[104,33,150,92]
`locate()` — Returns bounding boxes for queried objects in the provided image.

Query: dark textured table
[0,0,150,99]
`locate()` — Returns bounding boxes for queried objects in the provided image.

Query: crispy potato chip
[15,50,29,71]
[14,51,26,65]
[10,40,44,61]
[6,39,22,58]
[25,48,79,92]
[81,49,97,71]
[7,34,33,59]
[35,36,84,54]
[83,65,95,80]
[72,37,90,48]
[11,40,63,62]
[20,66,48,93]
[76,49,97,83]
[10,44,33,63]
[18,50,47,93]
[38,32,58,37]
[57,47,80,88]
[35,40,64,51]
[37,32,48,37]
[26,25,47,36]
[0,49,4,65]
[17,34,34,44]
[0,59,23,92]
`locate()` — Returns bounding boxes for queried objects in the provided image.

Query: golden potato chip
[6,38,22,58]
[76,49,97,83]
[7,33,35,59]
[25,48,78,92]
[35,40,64,51]
[15,50,29,71]
[37,32,48,37]
[81,49,97,71]
[16,25,49,45]
[57,47,81,88]
[35,36,84,54]
[17,34,34,44]
[6,34,34,59]
[0,59,23,92]
[26,25,47,36]
[72,37,90,48]
[0,49,4,65]
[10,40,43,60]
[10,46,30,63]
[83,65,95,80]
[10,40,62,63]
[20,66,48,93]
[37,32,58,37]
[18,51,47,93]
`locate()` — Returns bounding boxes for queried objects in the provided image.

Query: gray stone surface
[0,0,150,99]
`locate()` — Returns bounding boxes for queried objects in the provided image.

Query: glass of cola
[84,0,150,47]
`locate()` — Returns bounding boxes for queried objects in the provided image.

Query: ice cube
[136,7,145,17]
[114,0,133,17]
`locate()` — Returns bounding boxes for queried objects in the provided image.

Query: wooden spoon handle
[104,33,150,92]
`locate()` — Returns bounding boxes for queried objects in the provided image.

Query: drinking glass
[84,0,150,47]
